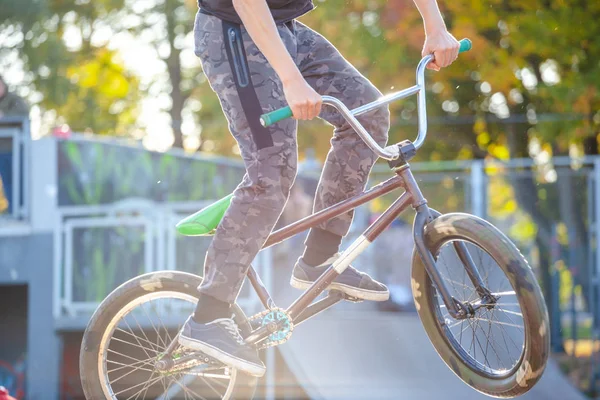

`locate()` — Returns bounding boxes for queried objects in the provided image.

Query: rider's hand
[282,75,322,120]
[422,30,460,71]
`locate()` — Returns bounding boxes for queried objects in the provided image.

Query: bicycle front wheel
[79,271,257,400]
[411,213,549,398]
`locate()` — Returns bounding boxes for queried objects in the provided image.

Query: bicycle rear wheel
[80,271,257,400]
[411,213,549,398]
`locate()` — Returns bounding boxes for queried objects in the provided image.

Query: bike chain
[159,347,224,375]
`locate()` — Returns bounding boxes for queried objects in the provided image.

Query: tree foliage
[0,0,139,135]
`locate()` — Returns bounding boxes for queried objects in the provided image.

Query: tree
[120,0,205,149]
[0,0,141,135]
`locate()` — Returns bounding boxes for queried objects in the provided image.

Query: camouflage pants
[194,11,390,303]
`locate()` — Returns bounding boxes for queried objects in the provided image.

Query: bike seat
[176,193,233,236]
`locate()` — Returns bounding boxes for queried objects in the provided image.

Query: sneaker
[290,254,390,301]
[178,315,266,377]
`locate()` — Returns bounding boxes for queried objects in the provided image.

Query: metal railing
[53,199,273,320]
[0,117,30,221]
[46,132,600,392]
[370,156,600,393]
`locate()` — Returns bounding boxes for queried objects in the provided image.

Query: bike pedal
[328,290,364,303]
[176,349,222,366]
[343,295,364,303]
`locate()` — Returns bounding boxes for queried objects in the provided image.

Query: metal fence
[47,134,600,393]
[367,156,600,393]
[0,117,30,220]
[51,135,280,324]
[53,199,274,319]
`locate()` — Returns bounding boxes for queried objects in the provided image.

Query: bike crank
[249,308,294,350]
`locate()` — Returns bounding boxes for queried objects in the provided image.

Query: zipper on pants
[228,28,249,88]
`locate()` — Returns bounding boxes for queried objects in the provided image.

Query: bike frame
[241,163,489,346]
[156,44,494,365]
[238,54,489,346]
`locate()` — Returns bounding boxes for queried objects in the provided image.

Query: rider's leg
[180,12,299,377]
[298,21,390,244]
[288,21,391,300]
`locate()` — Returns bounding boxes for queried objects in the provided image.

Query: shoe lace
[215,316,245,345]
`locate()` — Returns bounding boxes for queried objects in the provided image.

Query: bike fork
[412,206,495,319]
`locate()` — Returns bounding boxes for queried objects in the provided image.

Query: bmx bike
[80,38,550,399]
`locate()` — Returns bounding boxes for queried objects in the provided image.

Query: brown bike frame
[244,165,428,345]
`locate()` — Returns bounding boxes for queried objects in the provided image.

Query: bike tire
[79,271,258,400]
[411,213,550,398]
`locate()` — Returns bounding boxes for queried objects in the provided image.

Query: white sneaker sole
[178,335,266,377]
[290,276,390,302]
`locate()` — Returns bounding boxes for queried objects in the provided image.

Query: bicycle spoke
[480,308,507,370]
[175,379,205,400]
[130,309,162,353]
[123,316,158,359]
[160,373,177,400]
[494,308,522,317]
[115,328,161,353]
[159,376,170,400]
[107,348,156,366]
[110,335,159,356]
[107,357,156,374]
[134,369,156,400]
[469,317,492,368]
[110,359,152,386]
[101,293,236,400]
[471,318,523,330]
[113,373,163,397]
[494,311,524,351]
[492,291,517,297]
[433,240,526,376]
[140,302,169,350]
[491,310,518,367]
[152,300,174,346]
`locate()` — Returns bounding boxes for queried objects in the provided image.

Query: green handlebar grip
[458,38,472,53]
[260,106,293,127]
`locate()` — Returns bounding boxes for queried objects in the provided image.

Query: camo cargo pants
[194,11,390,303]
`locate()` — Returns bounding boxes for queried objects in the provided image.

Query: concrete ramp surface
[277,311,584,400]
[268,239,583,400]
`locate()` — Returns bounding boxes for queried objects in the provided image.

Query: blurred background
[0,0,599,399]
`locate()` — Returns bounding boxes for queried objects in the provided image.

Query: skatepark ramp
[278,311,584,400]
[269,255,585,400]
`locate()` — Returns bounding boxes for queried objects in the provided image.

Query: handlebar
[260,38,472,161]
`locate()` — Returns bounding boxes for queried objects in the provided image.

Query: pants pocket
[226,27,250,88]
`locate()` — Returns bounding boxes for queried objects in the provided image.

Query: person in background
[0,75,29,119]
[0,74,29,216]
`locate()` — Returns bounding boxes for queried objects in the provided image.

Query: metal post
[11,129,20,219]
[262,247,275,400]
[144,218,154,273]
[470,160,485,217]
[53,213,63,319]
[591,158,600,392]
[265,347,276,400]
[550,223,565,353]
[21,119,31,219]
[64,220,74,316]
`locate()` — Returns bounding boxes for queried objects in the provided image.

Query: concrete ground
[279,311,584,400]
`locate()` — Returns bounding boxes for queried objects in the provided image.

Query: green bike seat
[176,193,233,236]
